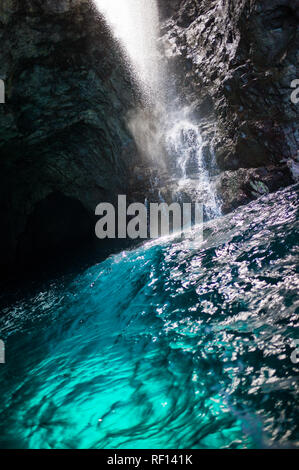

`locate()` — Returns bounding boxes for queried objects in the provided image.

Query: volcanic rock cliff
[0,0,139,280]
[159,0,298,212]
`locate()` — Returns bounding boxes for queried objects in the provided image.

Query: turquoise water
[0,185,298,449]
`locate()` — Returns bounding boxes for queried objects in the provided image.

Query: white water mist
[94,0,221,219]
[94,0,161,98]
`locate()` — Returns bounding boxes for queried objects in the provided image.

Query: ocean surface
[0,185,298,449]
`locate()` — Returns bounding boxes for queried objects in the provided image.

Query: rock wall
[0,0,138,279]
[159,0,299,210]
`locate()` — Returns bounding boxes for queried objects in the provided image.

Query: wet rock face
[160,0,298,193]
[0,0,138,279]
[216,164,294,214]
[157,0,182,21]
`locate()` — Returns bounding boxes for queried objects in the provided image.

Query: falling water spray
[94,0,220,218]
[94,0,162,99]
[94,0,167,170]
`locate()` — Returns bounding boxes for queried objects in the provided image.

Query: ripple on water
[0,185,298,448]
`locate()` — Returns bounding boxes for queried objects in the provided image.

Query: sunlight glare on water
[0,185,298,449]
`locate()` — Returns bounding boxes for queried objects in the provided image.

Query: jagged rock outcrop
[0,0,138,279]
[159,0,299,210]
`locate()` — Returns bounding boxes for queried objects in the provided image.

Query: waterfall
[94,0,220,219]
[94,0,161,99]
[165,109,221,219]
